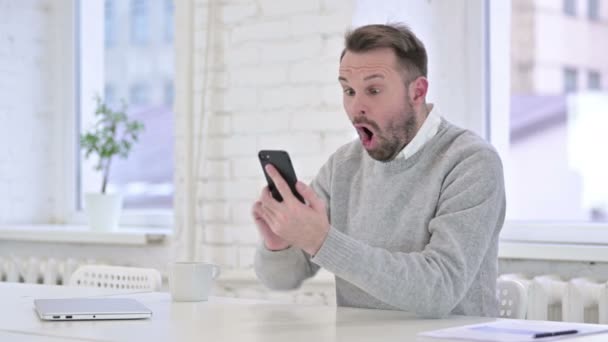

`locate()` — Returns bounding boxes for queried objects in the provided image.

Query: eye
[368,88,380,95]
[343,88,355,96]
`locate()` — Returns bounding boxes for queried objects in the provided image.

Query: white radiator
[500,273,608,324]
[0,257,87,286]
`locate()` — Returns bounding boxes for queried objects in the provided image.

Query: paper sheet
[418,319,608,342]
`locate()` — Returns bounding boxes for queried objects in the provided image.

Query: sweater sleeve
[253,154,334,290]
[310,147,506,317]
[253,244,320,290]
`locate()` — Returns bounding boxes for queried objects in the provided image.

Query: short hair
[340,23,428,78]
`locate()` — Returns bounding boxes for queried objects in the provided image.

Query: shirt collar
[396,103,441,161]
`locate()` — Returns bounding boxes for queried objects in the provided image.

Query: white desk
[1,282,607,342]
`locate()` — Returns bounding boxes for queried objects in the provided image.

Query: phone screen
[258,150,304,203]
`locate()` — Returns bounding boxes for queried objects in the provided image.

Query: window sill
[499,241,608,262]
[0,224,171,246]
[3,223,607,262]
[499,222,608,262]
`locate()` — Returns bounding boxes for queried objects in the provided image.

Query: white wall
[0,0,59,224]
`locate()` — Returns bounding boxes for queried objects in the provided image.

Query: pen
[533,329,578,338]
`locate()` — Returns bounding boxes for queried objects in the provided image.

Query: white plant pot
[84,193,123,231]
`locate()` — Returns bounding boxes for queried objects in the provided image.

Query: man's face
[339,48,418,162]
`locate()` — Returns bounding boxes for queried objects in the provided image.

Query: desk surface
[1,282,607,342]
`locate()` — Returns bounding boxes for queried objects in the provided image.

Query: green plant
[80,95,145,194]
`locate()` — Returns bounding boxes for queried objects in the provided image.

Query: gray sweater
[254,119,506,318]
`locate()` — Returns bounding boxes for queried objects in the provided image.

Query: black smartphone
[258,150,305,203]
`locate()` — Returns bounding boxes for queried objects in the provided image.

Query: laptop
[34,298,152,321]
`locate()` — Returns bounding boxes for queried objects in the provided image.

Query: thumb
[296,182,324,211]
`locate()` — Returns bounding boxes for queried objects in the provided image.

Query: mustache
[352,116,380,131]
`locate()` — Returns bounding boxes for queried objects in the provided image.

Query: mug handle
[211,265,221,279]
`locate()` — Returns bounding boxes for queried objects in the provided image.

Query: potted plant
[80,95,144,230]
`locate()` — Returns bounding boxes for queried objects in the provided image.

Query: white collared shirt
[396,104,441,161]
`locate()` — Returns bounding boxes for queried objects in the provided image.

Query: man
[252,23,505,318]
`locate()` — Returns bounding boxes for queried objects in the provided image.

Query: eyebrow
[338,74,385,83]
[363,74,385,81]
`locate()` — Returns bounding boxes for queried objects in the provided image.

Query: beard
[372,114,417,162]
[353,101,419,162]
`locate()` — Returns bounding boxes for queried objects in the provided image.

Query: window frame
[487,0,608,255]
[59,0,173,229]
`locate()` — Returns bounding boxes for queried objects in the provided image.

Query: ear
[408,76,428,105]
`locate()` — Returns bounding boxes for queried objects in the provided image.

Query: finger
[260,186,281,212]
[296,182,324,211]
[252,201,265,220]
[253,209,270,233]
[259,186,270,200]
[257,201,277,227]
[261,190,283,219]
[265,164,295,203]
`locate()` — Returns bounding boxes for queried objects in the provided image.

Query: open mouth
[355,124,375,148]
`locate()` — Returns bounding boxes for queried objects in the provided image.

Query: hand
[252,189,291,251]
[257,164,330,255]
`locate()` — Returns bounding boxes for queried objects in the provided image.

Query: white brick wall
[231,21,291,43]
[180,0,355,303]
[0,0,56,224]
[221,4,258,24]
[258,38,324,63]
[258,0,321,17]
[232,113,291,134]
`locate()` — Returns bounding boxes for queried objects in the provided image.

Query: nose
[348,94,367,116]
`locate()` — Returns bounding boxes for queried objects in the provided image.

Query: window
[130,0,149,45]
[564,0,577,16]
[588,70,602,90]
[507,1,608,223]
[564,67,578,93]
[104,0,115,47]
[79,1,175,213]
[165,0,174,43]
[588,0,600,20]
[104,84,116,106]
[129,82,150,105]
[164,80,174,106]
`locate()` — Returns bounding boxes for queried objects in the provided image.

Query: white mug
[169,262,220,302]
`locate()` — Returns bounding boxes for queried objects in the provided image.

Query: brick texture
[175,0,355,303]
[0,0,55,224]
